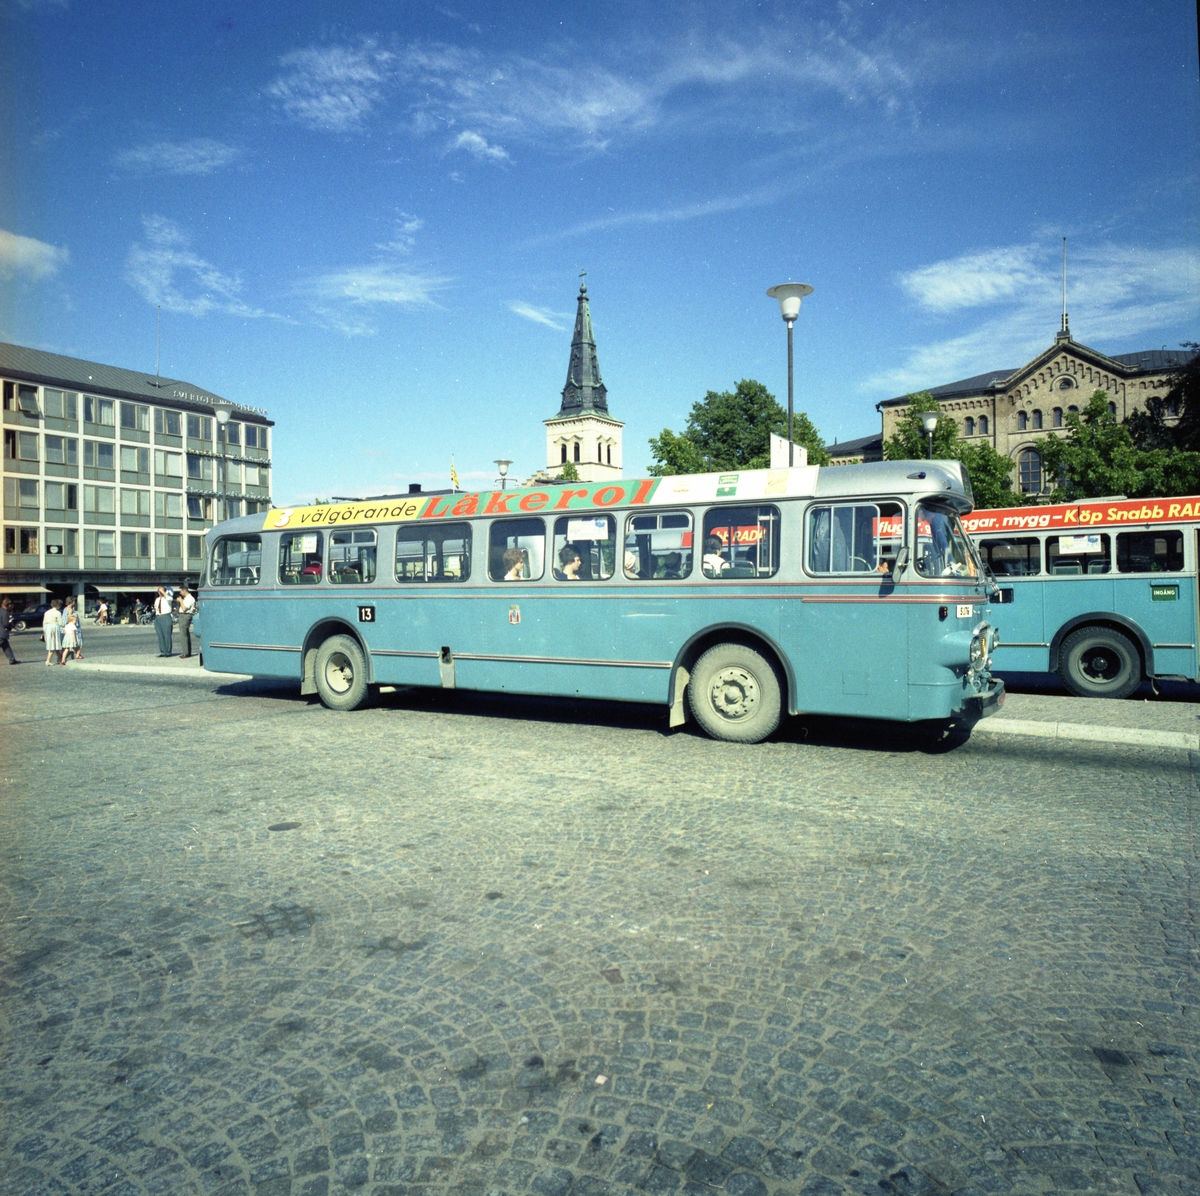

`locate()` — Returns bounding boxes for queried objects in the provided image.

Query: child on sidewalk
[60,613,80,664]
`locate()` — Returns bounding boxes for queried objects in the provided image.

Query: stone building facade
[875,324,1193,496]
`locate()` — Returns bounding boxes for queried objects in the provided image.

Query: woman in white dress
[42,600,64,665]
[60,613,80,664]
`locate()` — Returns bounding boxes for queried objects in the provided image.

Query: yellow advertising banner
[261,497,428,530]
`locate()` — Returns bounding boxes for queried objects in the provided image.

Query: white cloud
[898,245,1042,313]
[307,264,450,307]
[450,130,510,163]
[507,301,570,330]
[866,241,1200,395]
[125,215,273,319]
[375,211,424,254]
[0,229,68,280]
[266,41,395,132]
[114,138,243,175]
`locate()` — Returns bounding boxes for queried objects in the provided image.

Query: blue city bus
[198,461,1004,742]
[965,495,1200,698]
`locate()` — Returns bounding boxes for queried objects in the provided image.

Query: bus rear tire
[314,634,370,711]
[688,643,782,743]
[1058,626,1140,700]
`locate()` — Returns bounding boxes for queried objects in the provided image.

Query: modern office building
[1,342,273,610]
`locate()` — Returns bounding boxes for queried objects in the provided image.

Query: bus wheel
[688,643,782,743]
[314,634,370,711]
[1058,626,1140,699]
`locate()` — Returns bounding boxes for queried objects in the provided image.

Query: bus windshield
[917,504,978,579]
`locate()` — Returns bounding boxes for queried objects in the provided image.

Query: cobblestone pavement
[1,654,1196,1196]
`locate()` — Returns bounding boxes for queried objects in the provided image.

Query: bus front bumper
[963,678,1005,720]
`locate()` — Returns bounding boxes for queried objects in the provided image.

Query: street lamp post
[213,401,235,522]
[920,411,939,461]
[494,459,512,490]
[766,282,814,466]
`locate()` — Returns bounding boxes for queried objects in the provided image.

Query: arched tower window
[598,442,602,463]
[1017,410,1028,431]
[573,442,580,463]
[1032,409,1042,429]
[607,445,612,464]
[561,444,567,463]
[964,416,975,436]
[1068,405,1078,415]
[1053,407,1063,427]
[979,415,989,435]
[1018,449,1043,494]
[1108,401,1117,416]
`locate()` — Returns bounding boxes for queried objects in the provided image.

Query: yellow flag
[450,457,460,490]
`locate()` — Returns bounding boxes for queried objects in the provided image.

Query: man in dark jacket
[0,598,18,664]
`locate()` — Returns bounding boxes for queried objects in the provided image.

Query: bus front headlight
[969,630,987,668]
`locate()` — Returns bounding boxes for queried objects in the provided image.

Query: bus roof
[209,460,974,538]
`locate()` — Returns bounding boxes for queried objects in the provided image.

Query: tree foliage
[1041,388,1200,501]
[555,460,581,482]
[883,391,1022,509]
[648,379,829,475]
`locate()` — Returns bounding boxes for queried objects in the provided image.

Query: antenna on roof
[1060,237,1069,337]
[156,304,161,378]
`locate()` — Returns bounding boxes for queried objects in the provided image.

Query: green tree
[884,391,1022,508]
[648,379,829,475]
[1038,391,1143,500]
[1126,343,1200,453]
[555,460,581,482]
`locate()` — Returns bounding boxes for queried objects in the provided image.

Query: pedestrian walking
[153,586,174,657]
[177,584,197,659]
[60,614,80,664]
[43,599,64,665]
[96,599,109,626]
[0,598,18,664]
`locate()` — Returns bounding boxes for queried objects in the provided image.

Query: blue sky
[1,0,1197,502]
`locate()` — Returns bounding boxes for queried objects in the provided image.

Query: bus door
[977,535,1048,671]
[1113,527,1195,680]
[789,500,909,719]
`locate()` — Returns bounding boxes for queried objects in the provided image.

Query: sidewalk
[68,652,251,684]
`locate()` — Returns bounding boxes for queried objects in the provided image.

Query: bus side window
[329,529,377,584]
[808,502,903,574]
[701,506,781,578]
[489,518,545,581]
[623,511,693,579]
[981,537,1041,576]
[211,535,262,585]
[395,523,472,582]
[1117,530,1184,573]
[280,531,324,585]
[1046,533,1110,575]
[553,515,615,580]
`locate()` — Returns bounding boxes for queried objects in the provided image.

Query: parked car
[11,603,51,632]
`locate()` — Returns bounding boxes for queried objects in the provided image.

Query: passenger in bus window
[702,535,728,577]
[660,552,683,579]
[503,547,525,580]
[557,544,582,579]
[624,550,640,578]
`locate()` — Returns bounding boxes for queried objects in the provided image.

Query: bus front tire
[314,635,370,711]
[1058,626,1140,700]
[688,643,782,743]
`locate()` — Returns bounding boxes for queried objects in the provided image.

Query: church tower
[544,278,624,481]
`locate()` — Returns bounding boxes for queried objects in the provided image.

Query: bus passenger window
[1046,533,1110,575]
[211,535,261,585]
[1116,530,1183,573]
[279,531,324,585]
[701,506,781,578]
[329,529,377,584]
[489,518,545,581]
[395,523,472,582]
[553,515,615,580]
[623,512,693,579]
[980,537,1041,576]
[808,502,904,574]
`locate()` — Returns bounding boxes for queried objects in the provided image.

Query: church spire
[556,274,608,416]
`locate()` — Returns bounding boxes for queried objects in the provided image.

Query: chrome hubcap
[325,652,354,694]
[709,666,759,721]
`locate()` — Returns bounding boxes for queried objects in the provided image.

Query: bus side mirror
[890,547,909,580]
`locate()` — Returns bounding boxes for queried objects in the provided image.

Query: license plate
[956,604,973,619]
